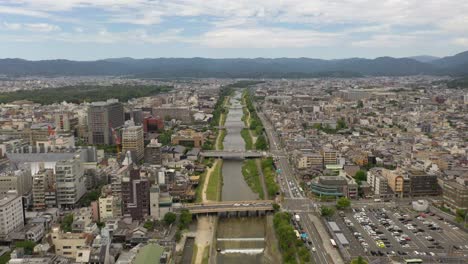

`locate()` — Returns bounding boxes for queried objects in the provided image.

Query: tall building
[0,191,24,237]
[408,170,440,197]
[143,116,164,133]
[382,168,410,198]
[144,139,162,165]
[32,168,56,211]
[121,125,144,162]
[121,169,150,220]
[0,168,32,196]
[87,99,124,145]
[443,177,468,212]
[98,195,121,221]
[367,168,392,198]
[54,112,79,132]
[55,157,86,208]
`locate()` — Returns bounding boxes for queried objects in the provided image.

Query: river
[215,91,266,263]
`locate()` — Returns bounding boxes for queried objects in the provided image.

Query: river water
[216,91,266,263]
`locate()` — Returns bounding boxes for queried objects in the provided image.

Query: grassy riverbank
[206,160,223,201]
[241,159,264,199]
[273,212,311,263]
[261,158,280,198]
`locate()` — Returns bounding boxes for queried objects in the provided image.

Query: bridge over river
[179,200,275,216]
[200,150,267,159]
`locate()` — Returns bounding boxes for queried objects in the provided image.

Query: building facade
[121,169,150,220]
[87,99,124,145]
[0,192,24,237]
[55,158,86,208]
[121,125,144,162]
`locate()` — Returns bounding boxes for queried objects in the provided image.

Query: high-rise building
[87,99,124,145]
[443,177,468,212]
[54,112,79,132]
[55,157,86,208]
[32,168,56,211]
[0,168,32,196]
[122,125,144,162]
[121,169,150,220]
[144,139,162,165]
[0,191,24,237]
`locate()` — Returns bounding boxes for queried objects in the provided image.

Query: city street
[257,110,304,199]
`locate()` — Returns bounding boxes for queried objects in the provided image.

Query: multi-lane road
[257,108,341,264]
[257,110,304,199]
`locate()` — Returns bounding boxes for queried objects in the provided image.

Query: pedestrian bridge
[200,150,266,159]
[180,200,275,216]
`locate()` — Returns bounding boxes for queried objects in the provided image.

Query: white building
[0,169,32,196]
[55,157,86,208]
[0,191,24,237]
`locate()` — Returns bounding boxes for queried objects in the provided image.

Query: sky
[0,0,467,60]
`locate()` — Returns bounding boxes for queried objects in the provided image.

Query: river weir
[214,91,266,263]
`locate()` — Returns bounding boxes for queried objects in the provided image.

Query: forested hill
[1,50,468,78]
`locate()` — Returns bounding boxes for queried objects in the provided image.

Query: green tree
[179,209,192,230]
[351,256,368,264]
[337,117,347,130]
[272,203,280,212]
[336,197,351,210]
[455,209,467,223]
[158,130,173,145]
[357,100,364,108]
[354,170,367,184]
[320,206,335,218]
[143,220,154,231]
[61,213,74,232]
[174,230,182,242]
[15,241,37,255]
[255,134,268,150]
[163,212,177,225]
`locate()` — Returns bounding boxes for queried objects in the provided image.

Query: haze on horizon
[0,0,467,60]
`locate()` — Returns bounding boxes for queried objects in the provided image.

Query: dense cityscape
[0,75,466,264]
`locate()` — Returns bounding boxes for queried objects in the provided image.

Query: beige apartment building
[121,125,145,162]
[51,226,93,259]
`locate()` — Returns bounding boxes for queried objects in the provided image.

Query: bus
[404,259,423,264]
[330,239,337,247]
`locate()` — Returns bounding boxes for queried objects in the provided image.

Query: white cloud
[198,27,341,48]
[1,0,468,54]
[453,38,468,47]
[0,5,50,18]
[24,23,60,32]
[2,22,22,30]
[1,22,60,32]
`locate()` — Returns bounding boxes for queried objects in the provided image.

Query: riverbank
[241,159,264,199]
[192,88,230,264]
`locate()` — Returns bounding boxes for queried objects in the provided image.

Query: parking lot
[332,204,468,262]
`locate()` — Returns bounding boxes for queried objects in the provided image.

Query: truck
[294,214,300,222]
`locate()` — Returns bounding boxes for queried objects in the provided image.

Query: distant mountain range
[1,51,467,78]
